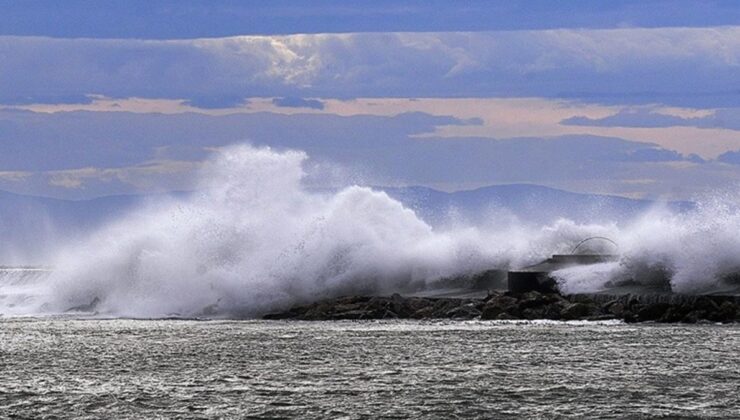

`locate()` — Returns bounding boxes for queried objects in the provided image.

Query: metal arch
[570,236,619,255]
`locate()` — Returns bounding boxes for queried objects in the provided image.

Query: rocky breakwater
[263,291,740,323]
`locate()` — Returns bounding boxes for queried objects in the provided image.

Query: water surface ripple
[1,319,738,419]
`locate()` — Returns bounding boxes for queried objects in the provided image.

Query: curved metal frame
[571,236,619,255]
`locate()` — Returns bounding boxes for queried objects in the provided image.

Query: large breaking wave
[1,145,739,318]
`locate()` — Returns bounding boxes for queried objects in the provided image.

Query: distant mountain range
[380,184,692,226]
[0,184,692,262]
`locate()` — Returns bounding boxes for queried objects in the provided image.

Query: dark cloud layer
[563,108,740,131]
[718,150,740,165]
[272,97,325,110]
[182,95,250,109]
[0,109,725,199]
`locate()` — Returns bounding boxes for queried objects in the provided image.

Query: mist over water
[2,145,740,318]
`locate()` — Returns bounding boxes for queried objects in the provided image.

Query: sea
[1,318,738,419]
[2,146,740,418]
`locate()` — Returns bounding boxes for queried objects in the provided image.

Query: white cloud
[47,161,199,190]
[0,171,32,182]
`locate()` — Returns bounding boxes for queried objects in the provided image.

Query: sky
[1,1,740,200]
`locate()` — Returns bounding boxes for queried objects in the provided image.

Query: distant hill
[380,184,693,226]
[0,185,692,262]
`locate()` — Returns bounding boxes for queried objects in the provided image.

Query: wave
[1,145,739,318]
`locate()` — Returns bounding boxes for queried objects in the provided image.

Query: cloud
[0,108,734,200]
[612,147,688,162]
[0,94,94,106]
[3,28,740,106]
[46,160,199,191]
[717,150,740,165]
[563,107,740,131]
[48,167,107,189]
[272,97,325,110]
[0,171,32,182]
[0,109,465,171]
[182,95,250,109]
[563,109,690,128]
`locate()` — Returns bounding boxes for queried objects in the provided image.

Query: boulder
[635,303,671,321]
[682,310,707,324]
[658,305,689,323]
[445,304,482,319]
[261,290,740,323]
[303,302,334,320]
[411,306,436,319]
[480,295,519,319]
[561,302,594,320]
[431,299,461,317]
[521,302,565,320]
[605,301,627,318]
[710,301,738,323]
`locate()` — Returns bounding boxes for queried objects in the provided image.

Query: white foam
[2,145,738,318]
[34,146,537,317]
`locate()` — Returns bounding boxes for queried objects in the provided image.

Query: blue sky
[4,1,740,37]
[0,1,739,199]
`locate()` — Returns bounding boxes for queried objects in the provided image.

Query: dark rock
[623,311,638,323]
[658,306,689,323]
[431,299,460,317]
[303,302,334,320]
[410,306,436,319]
[407,297,434,313]
[522,302,565,320]
[635,303,671,321]
[484,290,504,302]
[694,296,720,313]
[605,301,627,317]
[445,304,481,319]
[480,295,519,319]
[518,291,553,309]
[333,303,364,313]
[682,310,707,324]
[381,310,399,319]
[626,295,641,310]
[711,301,737,323]
[390,293,406,315]
[331,309,370,320]
[545,302,568,319]
[521,307,546,320]
[561,302,593,320]
[261,289,740,323]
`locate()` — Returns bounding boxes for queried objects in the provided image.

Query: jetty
[264,237,740,323]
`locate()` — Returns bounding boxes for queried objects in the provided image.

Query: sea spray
[39,145,562,317]
[3,145,740,318]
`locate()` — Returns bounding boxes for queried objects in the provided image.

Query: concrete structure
[508,254,619,294]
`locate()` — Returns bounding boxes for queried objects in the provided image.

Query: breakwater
[264,291,740,323]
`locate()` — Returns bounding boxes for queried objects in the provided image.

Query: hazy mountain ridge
[381,184,692,226]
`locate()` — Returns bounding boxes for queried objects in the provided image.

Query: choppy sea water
[1,319,738,419]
